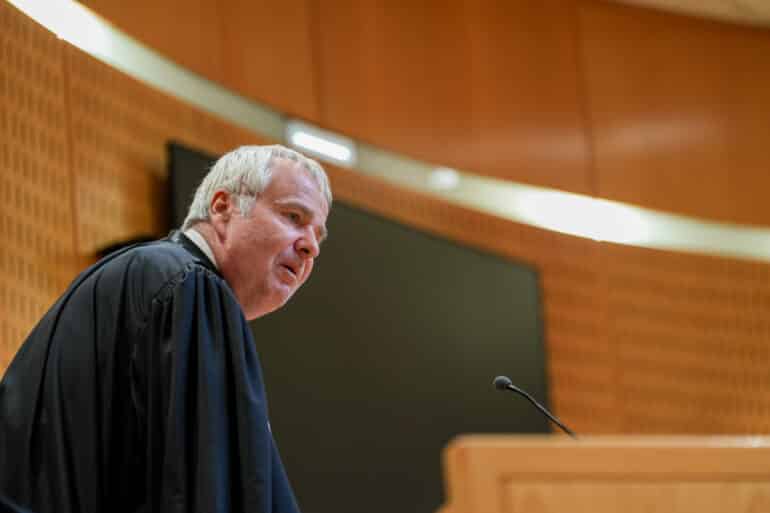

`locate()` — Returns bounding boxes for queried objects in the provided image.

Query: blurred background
[2,0,770,511]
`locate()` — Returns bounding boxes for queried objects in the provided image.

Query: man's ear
[209,190,233,225]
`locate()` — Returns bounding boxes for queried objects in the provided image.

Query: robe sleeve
[0,496,32,513]
[135,264,301,513]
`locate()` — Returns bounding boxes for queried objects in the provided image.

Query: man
[0,145,331,513]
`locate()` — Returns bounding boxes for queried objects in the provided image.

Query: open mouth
[281,264,297,277]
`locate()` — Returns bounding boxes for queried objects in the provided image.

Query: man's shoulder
[124,238,197,270]
[97,238,225,306]
[105,238,194,277]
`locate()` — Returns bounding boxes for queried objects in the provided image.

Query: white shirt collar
[184,227,218,269]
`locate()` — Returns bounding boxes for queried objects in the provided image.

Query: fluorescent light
[428,167,460,190]
[513,190,651,243]
[292,132,351,161]
[286,121,357,167]
[7,0,113,56]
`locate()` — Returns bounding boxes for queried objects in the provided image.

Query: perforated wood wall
[604,245,770,433]
[65,45,268,254]
[1,0,267,367]
[2,0,770,435]
[0,3,77,371]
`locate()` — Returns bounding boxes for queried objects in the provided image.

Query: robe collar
[168,230,221,276]
[183,228,218,269]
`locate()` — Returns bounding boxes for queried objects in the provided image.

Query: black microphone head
[493,375,512,390]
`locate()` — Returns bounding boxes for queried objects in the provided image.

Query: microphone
[493,376,577,439]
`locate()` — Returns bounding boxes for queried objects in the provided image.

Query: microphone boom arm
[493,375,577,439]
[505,383,577,439]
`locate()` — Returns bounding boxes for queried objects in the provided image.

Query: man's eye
[287,212,301,223]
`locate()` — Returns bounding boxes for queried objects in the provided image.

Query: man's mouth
[281,263,297,277]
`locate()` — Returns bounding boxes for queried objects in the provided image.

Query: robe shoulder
[97,239,237,326]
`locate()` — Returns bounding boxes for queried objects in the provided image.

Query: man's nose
[295,229,320,259]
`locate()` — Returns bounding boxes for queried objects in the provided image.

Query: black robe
[0,232,301,513]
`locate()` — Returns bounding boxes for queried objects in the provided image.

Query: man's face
[214,158,329,320]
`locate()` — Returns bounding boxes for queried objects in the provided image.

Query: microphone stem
[507,384,577,439]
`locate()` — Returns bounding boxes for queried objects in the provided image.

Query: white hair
[181,145,332,230]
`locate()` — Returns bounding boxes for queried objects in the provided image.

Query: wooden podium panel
[439,435,770,513]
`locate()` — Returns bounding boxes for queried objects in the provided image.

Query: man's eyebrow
[276,199,329,243]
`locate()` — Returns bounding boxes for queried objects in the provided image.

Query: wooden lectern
[438,435,770,513]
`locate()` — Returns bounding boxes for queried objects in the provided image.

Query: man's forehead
[268,159,318,190]
[267,162,327,208]
[269,156,313,180]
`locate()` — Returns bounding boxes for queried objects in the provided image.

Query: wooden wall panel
[220,0,319,121]
[66,46,190,253]
[81,0,225,85]
[461,0,592,192]
[316,1,474,167]
[602,243,770,433]
[79,0,770,224]
[82,0,321,123]
[580,1,770,225]
[185,108,273,158]
[317,1,593,192]
[65,45,269,255]
[0,3,77,372]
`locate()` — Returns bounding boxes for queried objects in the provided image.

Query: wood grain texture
[316,0,593,192]
[0,2,77,373]
[316,0,473,165]
[580,0,770,224]
[602,243,770,433]
[506,482,770,513]
[81,0,225,84]
[442,435,770,513]
[65,45,269,255]
[220,0,320,121]
[83,0,320,123]
[461,0,592,192]
[78,0,770,226]
[66,45,189,253]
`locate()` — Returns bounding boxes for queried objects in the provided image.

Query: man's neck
[184,226,218,269]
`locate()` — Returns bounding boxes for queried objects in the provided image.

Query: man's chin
[246,291,294,320]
